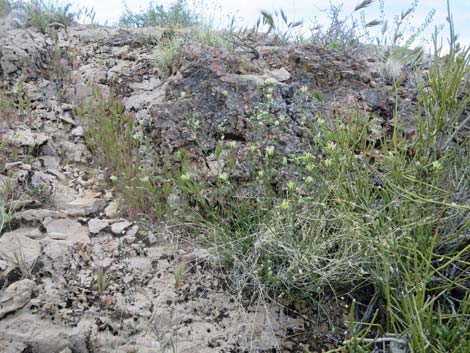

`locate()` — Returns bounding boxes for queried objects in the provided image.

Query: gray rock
[58,113,77,126]
[4,162,22,170]
[40,156,61,169]
[6,199,40,212]
[0,314,92,352]
[2,129,49,148]
[12,169,28,183]
[62,192,106,217]
[30,170,55,191]
[0,279,35,319]
[51,183,77,208]
[38,141,58,156]
[46,168,67,181]
[0,231,41,270]
[114,291,152,317]
[0,340,28,353]
[0,27,46,75]
[41,240,71,273]
[71,126,84,137]
[44,218,90,243]
[4,226,44,239]
[2,227,43,240]
[24,80,55,102]
[88,218,109,234]
[104,200,119,218]
[0,259,8,271]
[129,77,162,91]
[270,67,291,82]
[111,220,132,235]
[59,141,88,163]
[14,209,64,224]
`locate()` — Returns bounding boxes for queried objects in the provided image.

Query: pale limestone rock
[0,232,41,270]
[62,192,106,217]
[104,200,119,218]
[111,221,132,235]
[270,67,291,82]
[88,218,109,234]
[44,219,90,243]
[0,279,35,319]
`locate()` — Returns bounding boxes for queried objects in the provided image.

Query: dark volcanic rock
[144,43,417,184]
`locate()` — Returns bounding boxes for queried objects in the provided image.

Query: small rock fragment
[63,191,106,216]
[270,67,291,82]
[2,227,43,240]
[71,126,84,137]
[59,346,73,353]
[111,221,132,235]
[88,218,109,234]
[104,200,119,218]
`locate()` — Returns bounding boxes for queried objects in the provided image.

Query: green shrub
[120,0,198,28]
[119,0,227,76]
[76,87,175,219]
[9,0,76,33]
[0,0,11,17]
[156,26,227,75]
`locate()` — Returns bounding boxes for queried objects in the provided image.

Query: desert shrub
[75,88,139,177]
[155,26,227,75]
[309,0,380,50]
[120,0,198,29]
[256,0,435,83]
[9,0,76,33]
[76,87,176,219]
[119,0,227,76]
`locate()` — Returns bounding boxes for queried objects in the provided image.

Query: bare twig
[441,113,470,152]
[354,290,379,333]
[227,33,260,61]
[343,336,408,345]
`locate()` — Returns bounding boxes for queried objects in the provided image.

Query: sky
[72,0,470,50]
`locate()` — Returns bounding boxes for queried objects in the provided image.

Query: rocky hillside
[1,6,469,353]
[0,23,306,353]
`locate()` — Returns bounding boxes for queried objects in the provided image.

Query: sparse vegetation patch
[1,0,469,352]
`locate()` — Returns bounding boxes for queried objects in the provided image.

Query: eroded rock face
[0,26,48,80]
[130,44,418,202]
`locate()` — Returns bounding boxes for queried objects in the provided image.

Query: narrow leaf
[366,19,381,27]
[354,0,374,12]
